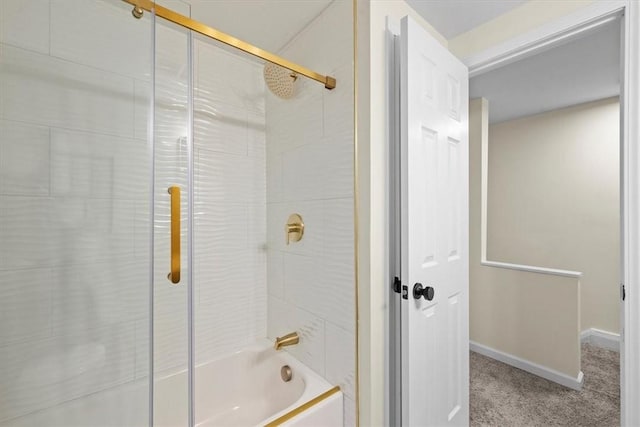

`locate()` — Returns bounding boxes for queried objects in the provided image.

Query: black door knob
[413,283,435,301]
[424,286,434,301]
[412,283,424,299]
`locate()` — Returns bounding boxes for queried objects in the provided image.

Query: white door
[400,15,469,427]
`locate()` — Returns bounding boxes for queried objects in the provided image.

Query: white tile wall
[265,1,355,424]
[1,0,350,423]
[195,149,259,203]
[153,306,189,373]
[248,111,267,156]
[0,197,55,271]
[267,250,285,298]
[325,321,356,400]
[0,268,52,345]
[0,120,50,196]
[133,198,152,260]
[50,0,152,80]
[0,197,136,271]
[280,140,353,201]
[193,37,267,365]
[320,198,356,333]
[133,80,152,141]
[152,0,191,17]
[194,106,249,156]
[343,396,357,427]
[150,22,190,379]
[266,149,284,202]
[323,62,356,141]
[267,200,325,256]
[266,82,324,155]
[196,40,265,115]
[134,319,151,380]
[0,2,153,422]
[50,259,148,336]
[148,28,268,376]
[0,44,136,138]
[0,322,136,422]
[267,296,326,375]
[50,128,149,199]
[0,0,50,55]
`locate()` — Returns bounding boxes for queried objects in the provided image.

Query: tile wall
[265,1,356,425]
[0,0,267,422]
[0,0,354,424]
[0,0,154,422]
[192,38,267,364]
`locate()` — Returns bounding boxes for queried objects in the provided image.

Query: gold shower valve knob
[285,213,304,245]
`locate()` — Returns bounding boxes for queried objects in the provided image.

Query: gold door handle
[168,186,180,284]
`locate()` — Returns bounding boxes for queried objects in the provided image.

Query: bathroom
[3,1,640,426]
[0,0,356,425]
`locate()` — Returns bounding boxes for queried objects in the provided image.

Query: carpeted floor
[470,343,619,426]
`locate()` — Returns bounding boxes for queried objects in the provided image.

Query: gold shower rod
[123,0,336,90]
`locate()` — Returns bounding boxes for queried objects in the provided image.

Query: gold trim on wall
[122,0,336,89]
[263,386,341,426]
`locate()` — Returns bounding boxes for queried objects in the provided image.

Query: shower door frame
[146,9,195,426]
[123,0,336,89]
[131,1,351,426]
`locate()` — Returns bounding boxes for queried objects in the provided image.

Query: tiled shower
[0,0,355,425]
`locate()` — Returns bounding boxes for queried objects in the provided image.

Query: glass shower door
[149,8,193,427]
[0,1,154,426]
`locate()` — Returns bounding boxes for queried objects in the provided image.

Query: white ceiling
[406,0,527,39]
[185,0,333,53]
[159,1,619,125]
[470,18,621,124]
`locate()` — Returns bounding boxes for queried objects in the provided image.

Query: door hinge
[621,283,626,301]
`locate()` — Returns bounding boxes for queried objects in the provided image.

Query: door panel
[400,15,469,427]
[447,293,462,421]
[152,17,192,427]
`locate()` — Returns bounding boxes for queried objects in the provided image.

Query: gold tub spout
[274,332,299,350]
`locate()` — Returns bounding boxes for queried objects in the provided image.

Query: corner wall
[487,97,620,335]
[265,1,356,425]
[469,98,581,379]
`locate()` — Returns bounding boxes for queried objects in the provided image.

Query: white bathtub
[156,342,343,426]
[2,341,343,427]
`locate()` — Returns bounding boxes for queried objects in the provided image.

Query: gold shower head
[264,62,298,99]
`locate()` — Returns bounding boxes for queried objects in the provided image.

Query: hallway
[470,344,619,426]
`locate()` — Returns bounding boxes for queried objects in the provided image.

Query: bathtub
[156,341,343,426]
[2,341,343,427]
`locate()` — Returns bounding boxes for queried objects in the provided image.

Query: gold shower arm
[122,0,336,90]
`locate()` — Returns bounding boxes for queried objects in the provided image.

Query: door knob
[413,283,435,301]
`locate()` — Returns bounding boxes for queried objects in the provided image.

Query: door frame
[461,1,639,424]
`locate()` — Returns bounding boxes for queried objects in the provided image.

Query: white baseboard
[580,328,620,352]
[470,341,584,391]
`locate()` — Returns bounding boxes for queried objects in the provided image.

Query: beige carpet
[470,343,619,426]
